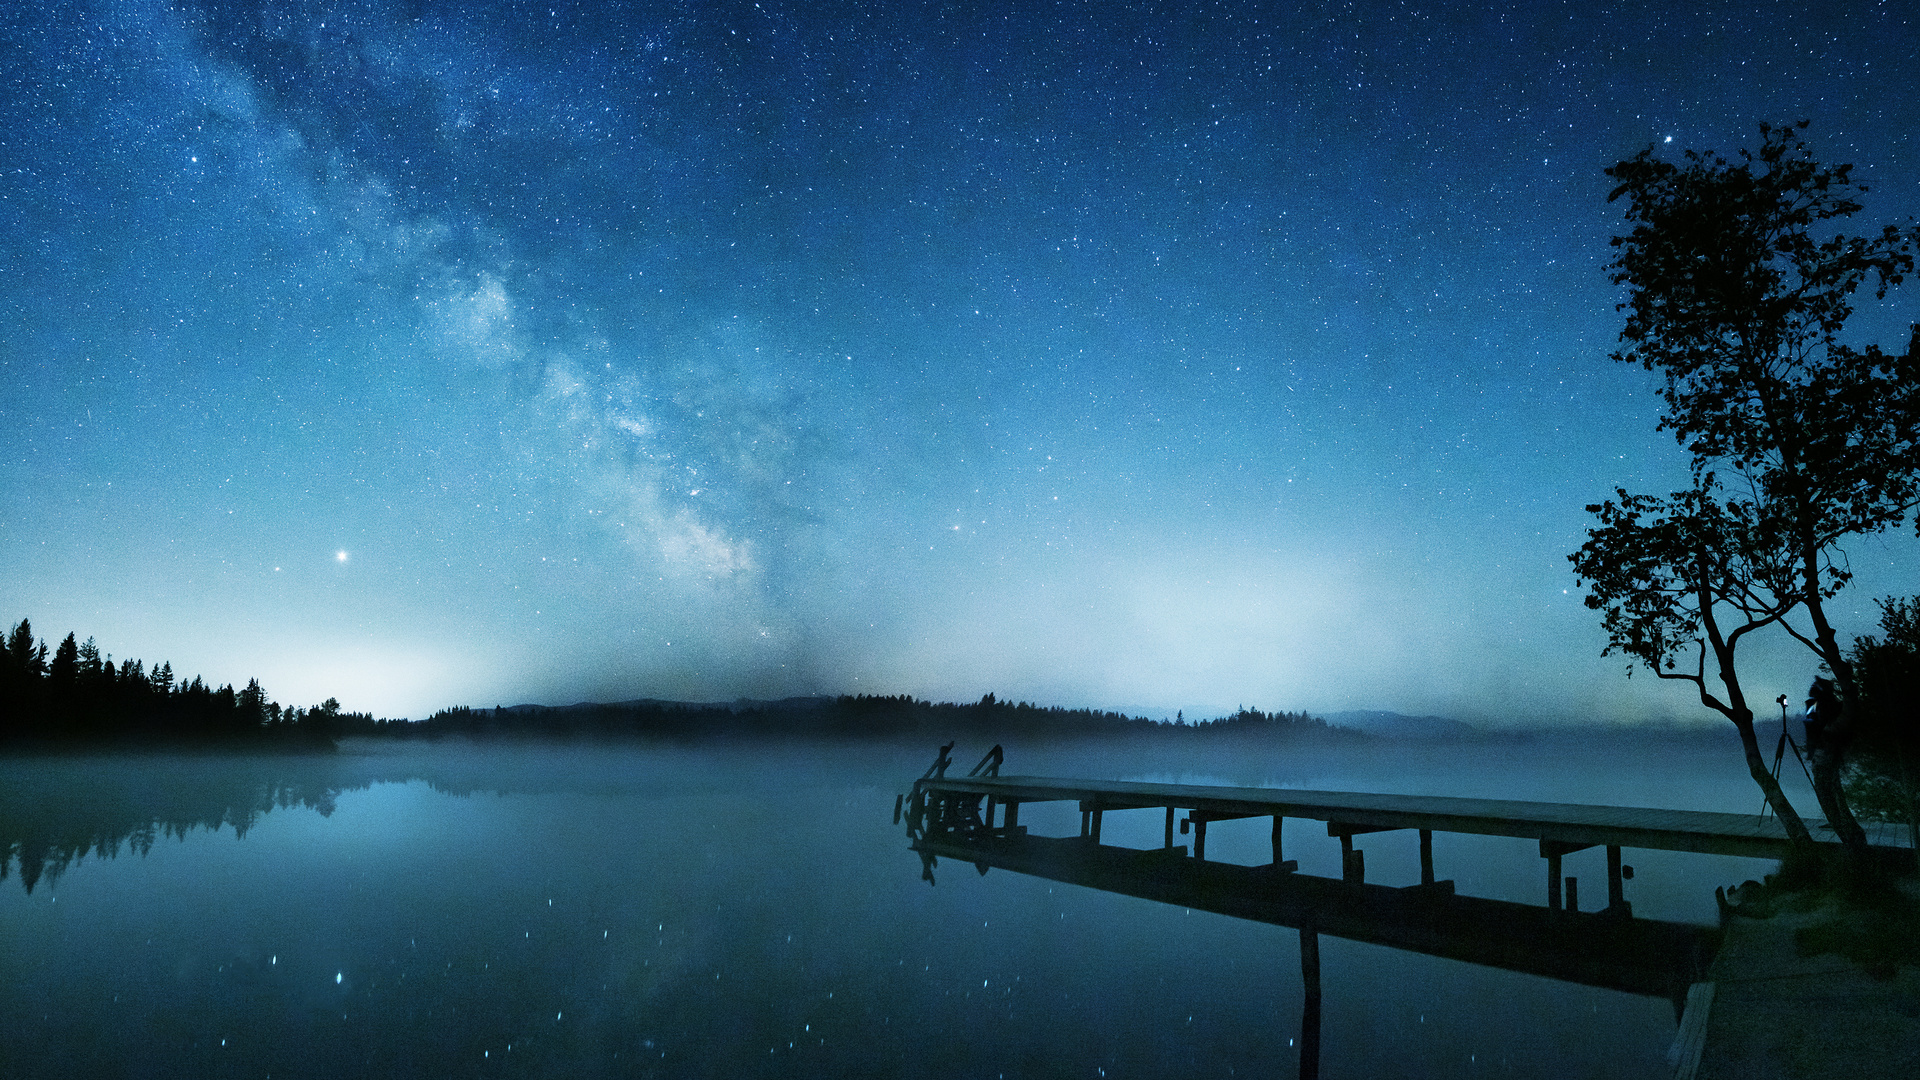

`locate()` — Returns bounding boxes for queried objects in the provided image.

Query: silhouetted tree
[1572,122,1920,853]
[237,678,269,732]
[6,618,40,675]
[149,660,173,697]
[48,633,78,687]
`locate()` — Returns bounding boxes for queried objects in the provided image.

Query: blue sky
[4,0,1917,723]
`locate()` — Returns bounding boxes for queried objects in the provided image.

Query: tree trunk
[1806,743,1869,852]
[1900,747,1920,869]
[1733,715,1813,844]
[1799,568,1873,857]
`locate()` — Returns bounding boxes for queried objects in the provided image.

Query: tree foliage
[1572,122,1920,850]
[1844,597,1920,852]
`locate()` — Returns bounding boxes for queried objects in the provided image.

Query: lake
[0,732,1825,1078]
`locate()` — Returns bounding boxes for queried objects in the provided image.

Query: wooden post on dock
[1272,815,1284,865]
[1298,927,1322,1080]
[1339,833,1365,883]
[1165,806,1176,849]
[1606,845,1626,913]
[1540,840,1593,911]
[1419,829,1434,886]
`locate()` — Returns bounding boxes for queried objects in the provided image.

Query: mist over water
[0,733,1845,1078]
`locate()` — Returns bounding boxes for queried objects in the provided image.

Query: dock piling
[1076,802,1106,842]
[1419,829,1434,886]
[1298,927,1322,1080]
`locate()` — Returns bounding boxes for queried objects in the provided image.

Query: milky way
[4,1,1917,722]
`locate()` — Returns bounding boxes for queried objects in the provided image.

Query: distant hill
[417,695,1358,743]
[1324,710,1479,739]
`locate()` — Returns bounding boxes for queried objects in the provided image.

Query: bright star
[336,551,348,563]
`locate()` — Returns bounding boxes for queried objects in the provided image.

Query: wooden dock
[898,749,1915,1079]
[906,769,1902,912]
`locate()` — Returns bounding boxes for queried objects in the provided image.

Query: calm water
[0,734,1820,1078]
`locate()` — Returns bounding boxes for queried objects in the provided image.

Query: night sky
[4,0,1918,724]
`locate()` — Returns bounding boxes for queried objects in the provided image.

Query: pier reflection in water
[902,745,1723,1079]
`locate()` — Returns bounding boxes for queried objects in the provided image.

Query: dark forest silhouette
[0,617,393,744]
[412,693,1341,743]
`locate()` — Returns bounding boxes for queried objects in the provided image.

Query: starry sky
[4,0,1918,724]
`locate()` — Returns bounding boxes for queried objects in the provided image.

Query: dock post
[1546,851,1563,910]
[1565,876,1579,913]
[1271,816,1284,865]
[1090,806,1104,844]
[1080,807,1090,838]
[1005,801,1019,833]
[1607,846,1625,912]
[1165,806,1176,849]
[1194,818,1208,861]
[1419,829,1434,886]
[1298,927,1322,1080]
[985,796,996,832]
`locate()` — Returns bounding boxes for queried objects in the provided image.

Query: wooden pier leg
[1165,806,1176,849]
[1194,818,1208,861]
[1080,807,1090,838]
[985,796,996,831]
[1546,851,1563,910]
[1565,876,1579,913]
[1339,833,1357,881]
[1090,807,1104,844]
[1272,816,1284,865]
[1005,801,1019,833]
[1298,927,1322,1080]
[1419,829,1434,886]
[1607,845,1625,912]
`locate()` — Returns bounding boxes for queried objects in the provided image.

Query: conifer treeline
[0,617,388,743]
[414,692,1340,741]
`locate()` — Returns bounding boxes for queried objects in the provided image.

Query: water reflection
[0,752,492,894]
